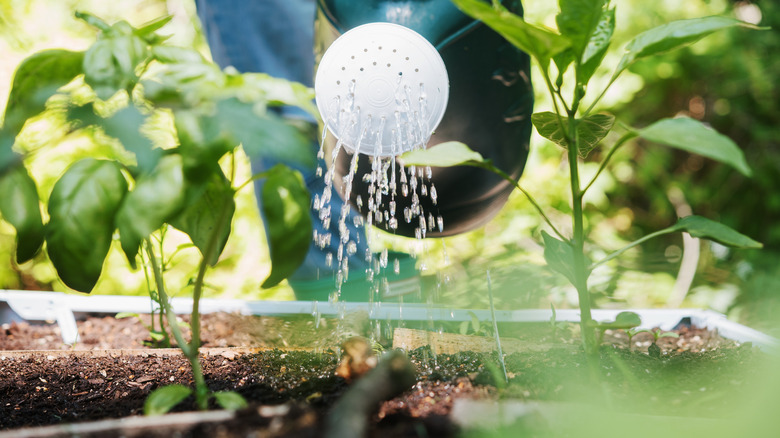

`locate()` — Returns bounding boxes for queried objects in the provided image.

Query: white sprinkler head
[315,23,449,157]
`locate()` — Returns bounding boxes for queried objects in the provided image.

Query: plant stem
[190,191,234,407]
[589,228,676,270]
[581,131,638,195]
[145,241,209,410]
[483,165,567,241]
[566,102,597,357]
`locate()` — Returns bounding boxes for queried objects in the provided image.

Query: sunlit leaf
[134,15,173,37]
[672,215,762,249]
[213,391,248,410]
[532,111,614,158]
[151,46,205,64]
[260,165,311,288]
[0,165,44,263]
[556,0,607,61]
[46,159,128,292]
[452,0,569,69]
[578,7,615,85]
[83,29,149,100]
[638,117,752,177]
[2,49,84,137]
[68,103,160,173]
[400,141,486,167]
[615,16,761,77]
[144,384,192,416]
[116,155,186,267]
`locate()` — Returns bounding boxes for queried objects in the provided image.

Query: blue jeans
[196,0,370,284]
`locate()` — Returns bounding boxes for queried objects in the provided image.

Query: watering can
[315,0,533,238]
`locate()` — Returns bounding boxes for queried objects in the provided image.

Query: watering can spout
[314,23,449,157]
[317,0,532,237]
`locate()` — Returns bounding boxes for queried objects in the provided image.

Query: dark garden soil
[0,312,769,437]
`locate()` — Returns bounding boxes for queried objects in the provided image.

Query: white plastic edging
[1,290,777,352]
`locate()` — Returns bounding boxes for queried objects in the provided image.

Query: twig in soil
[325,350,416,438]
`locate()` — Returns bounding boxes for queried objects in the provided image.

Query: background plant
[0,11,315,412]
[403,0,764,357]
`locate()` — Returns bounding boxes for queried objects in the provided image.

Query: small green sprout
[627,327,680,358]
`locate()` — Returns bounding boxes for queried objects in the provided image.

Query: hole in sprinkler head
[341,67,345,71]
[378,46,382,50]
[387,63,391,67]
[360,67,364,71]
[373,61,377,65]
[364,48,368,52]
[336,80,341,85]
[351,55,355,59]
[415,68,419,72]
[393,49,397,53]
[398,72,403,76]
[405,56,410,61]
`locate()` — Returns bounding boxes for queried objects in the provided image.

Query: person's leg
[195,0,370,287]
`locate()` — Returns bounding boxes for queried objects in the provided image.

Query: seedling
[627,327,680,358]
[0,12,315,413]
[402,0,764,364]
[459,311,490,336]
[549,303,569,339]
[593,311,641,345]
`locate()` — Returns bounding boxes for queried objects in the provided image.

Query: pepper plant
[402,0,764,359]
[0,12,315,412]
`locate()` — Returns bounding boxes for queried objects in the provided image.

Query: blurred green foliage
[0,0,776,331]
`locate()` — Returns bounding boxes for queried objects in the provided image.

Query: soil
[0,312,769,437]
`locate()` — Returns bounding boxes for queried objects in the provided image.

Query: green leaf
[134,15,173,37]
[169,171,235,266]
[46,159,128,292]
[595,311,642,330]
[115,312,138,319]
[672,215,762,249]
[638,117,752,177]
[151,46,205,64]
[215,98,314,170]
[532,111,615,158]
[0,131,18,174]
[556,0,607,61]
[400,141,486,167]
[657,332,679,339]
[212,391,248,410]
[452,0,569,70]
[3,49,84,137]
[578,7,615,85]
[0,165,44,263]
[116,155,186,267]
[68,103,160,173]
[615,16,760,77]
[541,231,590,286]
[75,11,111,32]
[260,164,312,288]
[83,32,149,100]
[144,384,192,416]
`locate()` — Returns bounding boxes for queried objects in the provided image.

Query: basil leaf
[170,171,235,266]
[46,159,127,292]
[0,165,45,263]
[116,155,186,266]
[260,165,312,288]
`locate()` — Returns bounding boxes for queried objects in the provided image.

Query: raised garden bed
[2,291,778,437]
